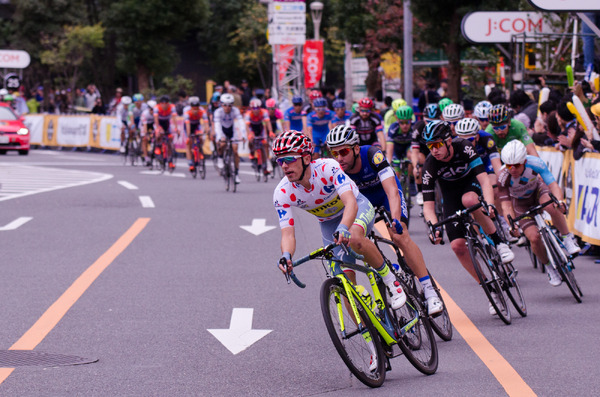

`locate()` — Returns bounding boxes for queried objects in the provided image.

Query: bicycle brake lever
[279,257,291,284]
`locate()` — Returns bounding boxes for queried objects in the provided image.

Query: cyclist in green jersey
[485,104,539,157]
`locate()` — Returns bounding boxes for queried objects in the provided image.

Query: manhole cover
[0,351,98,367]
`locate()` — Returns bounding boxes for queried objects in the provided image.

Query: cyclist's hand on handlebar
[509,226,521,238]
[429,229,443,245]
[334,224,351,246]
[278,252,293,283]
[391,218,403,235]
[487,204,496,219]
[554,200,567,214]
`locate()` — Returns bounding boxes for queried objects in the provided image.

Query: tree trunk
[365,55,381,98]
[137,63,150,93]
[445,12,462,103]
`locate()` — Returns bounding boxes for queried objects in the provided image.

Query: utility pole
[403,0,413,103]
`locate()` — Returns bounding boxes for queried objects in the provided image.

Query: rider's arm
[525,142,539,157]
[491,157,502,175]
[280,226,296,258]
[338,190,358,231]
[381,176,403,221]
[476,170,495,207]
[385,142,395,164]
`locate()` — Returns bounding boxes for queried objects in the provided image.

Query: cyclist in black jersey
[349,97,385,147]
[422,121,514,289]
[411,104,441,202]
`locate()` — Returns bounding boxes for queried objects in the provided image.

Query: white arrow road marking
[0,217,33,231]
[117,181,138,190]
[139,196,155,208]
[208,308,272,355]
[240,218,276,236]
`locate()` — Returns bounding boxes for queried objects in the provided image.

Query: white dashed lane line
[139,196,155,208]
[117,181,139,190]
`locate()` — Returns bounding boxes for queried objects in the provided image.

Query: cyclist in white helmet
[214,93,245,184]
[473,100,493,131]
[441,103,465,136]
[497,140,580,286]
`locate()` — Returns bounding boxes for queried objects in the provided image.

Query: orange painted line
[374,221,535,396]
[0,218,150,383]
[437,284,536,396]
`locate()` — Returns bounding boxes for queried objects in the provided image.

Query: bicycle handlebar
[286,242,365,288]
[507,193,559,229]
[427,196,491,245]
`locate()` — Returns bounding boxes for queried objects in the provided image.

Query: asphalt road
[0,149,599,396]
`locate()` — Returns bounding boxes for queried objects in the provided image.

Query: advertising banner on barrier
[571,152,600,245]
[55,116,91,146]
[23,114,45,145]
[98,116,121,149]
[536,146,564,182]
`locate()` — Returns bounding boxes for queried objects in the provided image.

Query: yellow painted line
[0,218,150,383]
[437,285,536,396]
[374,221,535,396]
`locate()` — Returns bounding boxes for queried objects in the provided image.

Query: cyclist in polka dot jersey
[272,130,407,310]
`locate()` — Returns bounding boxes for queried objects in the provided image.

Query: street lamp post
[309,2,323,41]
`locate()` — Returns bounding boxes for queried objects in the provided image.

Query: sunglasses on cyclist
[222,104,232,107]
[505,163,523,169]
[331,147,352,157]
[426,141,445,150]
[250,106,261,110]
[276,155,303,166]
[464,135,477,142]
[478,117,489,122]
[492,124,508,131]
[315,107,327,111]
[399,120,411,125]
[447,120,458,126]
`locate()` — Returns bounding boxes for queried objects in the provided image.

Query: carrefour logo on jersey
[277,209,287,219]
[337,173,346,184]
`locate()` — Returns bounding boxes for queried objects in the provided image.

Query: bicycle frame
[292,246,420,347]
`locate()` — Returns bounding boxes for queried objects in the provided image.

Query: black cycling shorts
[441,175,482,242]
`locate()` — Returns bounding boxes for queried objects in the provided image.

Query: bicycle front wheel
[428,275,453,341]
[500,261,527,317]
[320,278,386,388]
[469,241,511,325]
[390,278,438,375]
[544,228,582,303]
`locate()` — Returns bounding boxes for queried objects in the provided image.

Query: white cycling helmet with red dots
[272,130,313,156]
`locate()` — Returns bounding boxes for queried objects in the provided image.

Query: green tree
[410,0,524,101]
[40,24,105,92]
[103,0,209,93]
[329,0,404,97]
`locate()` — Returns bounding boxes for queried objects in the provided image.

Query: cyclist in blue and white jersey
[118,95,132,153]
[326,125,443,315]
[330,99,352,128]
[306,97,334,157]
[214,93,245,184]
[283,96,306,132]
[497,140,580,286]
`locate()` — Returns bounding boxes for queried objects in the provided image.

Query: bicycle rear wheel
[389,277,438,375]
[543,228,582,303]
[428,275,453,341]
[500,261,527,317]
[469,241,511,325]
[320,278,386,388]
[128,138,139,166]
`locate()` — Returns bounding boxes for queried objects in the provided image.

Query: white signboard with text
[462,11,558,43]
[0,50,31,69]
[56,116,91,146]
[528,0,600,11]
[268,0,306,45]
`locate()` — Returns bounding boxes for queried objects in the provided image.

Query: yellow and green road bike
[284,242,438,388]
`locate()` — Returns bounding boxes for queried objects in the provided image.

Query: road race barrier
[536,145,600,246]
[23,114,217,153]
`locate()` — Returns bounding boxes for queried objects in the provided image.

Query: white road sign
[462,11,558,43]
[273,2,306,13]
[269,24,306,34]
[270,13,305,24]
[0,50,30,69]
[528,0,600,11]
